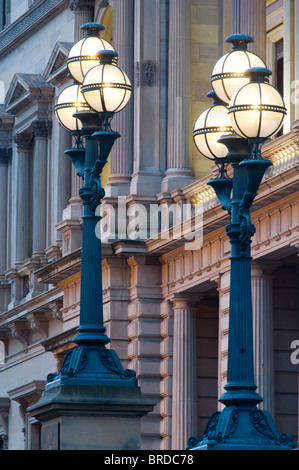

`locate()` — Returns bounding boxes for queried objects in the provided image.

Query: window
[0,0,10,30]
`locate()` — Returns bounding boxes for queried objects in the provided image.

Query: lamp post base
[187,404,295,451]
[28,345,155,450]
[28,383,154,450]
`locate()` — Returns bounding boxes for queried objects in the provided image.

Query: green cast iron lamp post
[189,34,294,450]
[49,23,138,387]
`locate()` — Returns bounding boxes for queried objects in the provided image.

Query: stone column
[105,0,134,197]
[251,262,276,417]
[31,120,49,257]
[231,0,266,62]
[13,133,32,264]
[170,296,197,450]
[162,0,195,193]
[57,126,82,256]
[283,0,295,131]
[53,126,72,245]
[295,0,299,122]
[69,0,94,41]
[216,270,231,402]
[127,253,162,449]
[0,150,9,273]
[130,0,165,196]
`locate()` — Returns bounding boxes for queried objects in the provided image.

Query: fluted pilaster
[231,0,266,61]
[162,0,194,193]
[171,297,197,450]
[69,0,94,41]
[13,133,32,264]
[0,151,9,272]
[251,262,276,417]
[106,0,134,196]
[31,120,50,255]
[130,0,165,196]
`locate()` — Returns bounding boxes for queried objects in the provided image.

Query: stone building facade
[0,0,298,450]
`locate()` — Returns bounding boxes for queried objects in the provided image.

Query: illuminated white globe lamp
[211,34,266,104]
[67,23,116,84]
[193,90,234,161]
[228,67,287,156]
[54,82,91,132]
[81,50,132,124]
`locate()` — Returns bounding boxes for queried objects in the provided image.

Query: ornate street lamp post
[29,24,153,450]
[50,25,134,387]
[188,35,295,450]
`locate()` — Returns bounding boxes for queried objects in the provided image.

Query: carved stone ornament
[14,133,33,151]
[69,0,94,12]
[135,60,157,88]
[0,148,12,164]
[30,119,51,139]
[98,0,110,8]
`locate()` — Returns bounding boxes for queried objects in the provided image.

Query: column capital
[251,260,280,277]
[30,119,51,139]
[14,132,33,152]
[69,0,94,12]
[0,147,12,164]
[170,293,203,310]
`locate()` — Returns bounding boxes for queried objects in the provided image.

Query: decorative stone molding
[9,320,30,348]
[28,313,48,340]
[48,301,63,322]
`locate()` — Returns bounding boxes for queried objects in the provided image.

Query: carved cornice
[0,0,69,59]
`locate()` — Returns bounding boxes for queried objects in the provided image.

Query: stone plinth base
[28,383,155,450]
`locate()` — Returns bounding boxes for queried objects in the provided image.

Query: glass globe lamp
[211,34,266,104]
[228,67,287,147]
[67,23,116,84]
[81,50,132,118]
[193,91,234,161]
[54,82,91,132]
